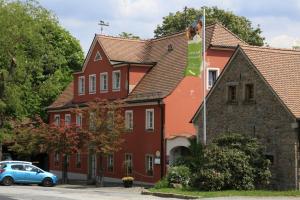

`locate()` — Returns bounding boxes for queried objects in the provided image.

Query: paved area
[0,185,180,200]
[1,185,300,200]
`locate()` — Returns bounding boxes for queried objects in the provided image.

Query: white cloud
[268,35,299,48]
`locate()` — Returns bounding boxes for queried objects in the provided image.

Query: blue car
[0,162,58,186]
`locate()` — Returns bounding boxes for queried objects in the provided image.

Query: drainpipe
[158,100,165,178]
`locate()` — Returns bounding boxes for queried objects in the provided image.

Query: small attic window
[168,44,173,52]
[94,51,102,61]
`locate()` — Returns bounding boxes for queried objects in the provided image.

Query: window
[107,154,114,172]
[11,165,24,171]
[125,110,133,131]
[100,72,108,92]
[125,154,132,175]
[54,114,60,126]
[89,74,96,94]
[55,152,59,166]
[112,71,121,91]
[76,114,82,127]
[24,165,39,172]
[245,83,254,101]
[146,109,154,131]
[78,76,85,95]
[76,152,81,168]
[66,155,70,167]
[65,114,71,127]
[207,68,219,89]
[227,85,237,103]
[94,51,102,61]
[89,112,96,131]
[145,155,154,176]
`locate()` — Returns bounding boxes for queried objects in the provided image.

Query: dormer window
[89,74,96,94]
[94,51,102,61]
[112,70,121,91]
[78,76,85,95]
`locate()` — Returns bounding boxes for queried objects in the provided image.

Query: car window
[11,164,25,171]
[24,165,39,172]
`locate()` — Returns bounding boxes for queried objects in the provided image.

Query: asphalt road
[0,185,181,200]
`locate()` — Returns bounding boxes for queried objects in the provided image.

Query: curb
[141,189,199,199]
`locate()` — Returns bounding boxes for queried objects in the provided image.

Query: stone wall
[196,50,299,190]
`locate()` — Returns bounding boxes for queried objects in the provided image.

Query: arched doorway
[169,146,190,165]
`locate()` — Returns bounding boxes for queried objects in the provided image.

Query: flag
[184,17,204,77]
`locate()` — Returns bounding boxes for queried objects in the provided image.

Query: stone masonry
[195,49,299,190]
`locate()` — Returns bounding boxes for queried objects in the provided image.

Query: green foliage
[154,177,169,189]
[167,165,191,187]
[171,134,271,191]
[118,32,140,39]
[0,0,84,131]
[154,6,264,46]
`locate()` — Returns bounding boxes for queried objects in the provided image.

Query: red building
[46,23,245,185]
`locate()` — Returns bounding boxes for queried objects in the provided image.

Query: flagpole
[203,8,207,145]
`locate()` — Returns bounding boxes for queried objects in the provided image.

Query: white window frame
[94,51,102,61]
[78,76,85,95]
[207,67,220,90]
[65,114,71,127]
[145,109,154,131]
[145,154,154,175]
[76,114,82,127]
[112,70,121,91]
[54,114,60,126]
[107,153,114,172]
[100,72,108,92]
[89,74,96,94]
[125,110,133,131]
[125,153,133,175]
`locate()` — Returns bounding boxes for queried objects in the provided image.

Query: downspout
[158,100,165,178]
[297,120,300,190]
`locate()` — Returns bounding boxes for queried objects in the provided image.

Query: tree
[118,32,140,39]
[83,99,125,186]
[0,0,84,155]
[154,6,264,46]
[10,115,89,183]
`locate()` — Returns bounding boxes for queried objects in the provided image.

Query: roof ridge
[96,34,148,42]
[241,44,300,55]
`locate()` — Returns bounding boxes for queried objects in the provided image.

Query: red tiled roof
[48,23,244,110]
[47,82,74,110]
[240,45,300,118]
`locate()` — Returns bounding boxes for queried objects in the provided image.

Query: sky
[38,0,300,54]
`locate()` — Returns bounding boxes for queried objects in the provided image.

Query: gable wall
[196,50,299,189]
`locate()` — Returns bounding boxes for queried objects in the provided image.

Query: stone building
[192,45,300,189]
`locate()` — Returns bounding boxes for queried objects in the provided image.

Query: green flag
[185,37,203,77]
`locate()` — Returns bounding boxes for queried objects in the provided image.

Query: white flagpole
[203,8,207,145]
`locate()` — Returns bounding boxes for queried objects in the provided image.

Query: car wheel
[2,176,14,186]
[42,178,53,187]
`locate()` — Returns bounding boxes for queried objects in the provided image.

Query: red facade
[47,24,243,184]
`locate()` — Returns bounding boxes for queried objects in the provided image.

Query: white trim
[94,51,102,61]
[54,114,60,126]
[145,154,154,175]
[100,72,108,93]
[145,109,154,131]
[76,113,82,127]
[64,114,71,126]
[112,70,121,91]
[125,110,133,131]
[78,76,85,96]
[207,67,220,90]
[89,74,96,94]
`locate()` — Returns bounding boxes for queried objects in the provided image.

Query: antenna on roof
[98,20,109,34]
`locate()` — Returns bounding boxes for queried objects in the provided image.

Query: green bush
[154,177,169,189]
[167,165,191,187]
[192,169,225,191]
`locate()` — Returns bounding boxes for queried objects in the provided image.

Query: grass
[149,188,300,198]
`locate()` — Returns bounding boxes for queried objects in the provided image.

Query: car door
[24,165,44,183]
[11,164,26,182]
